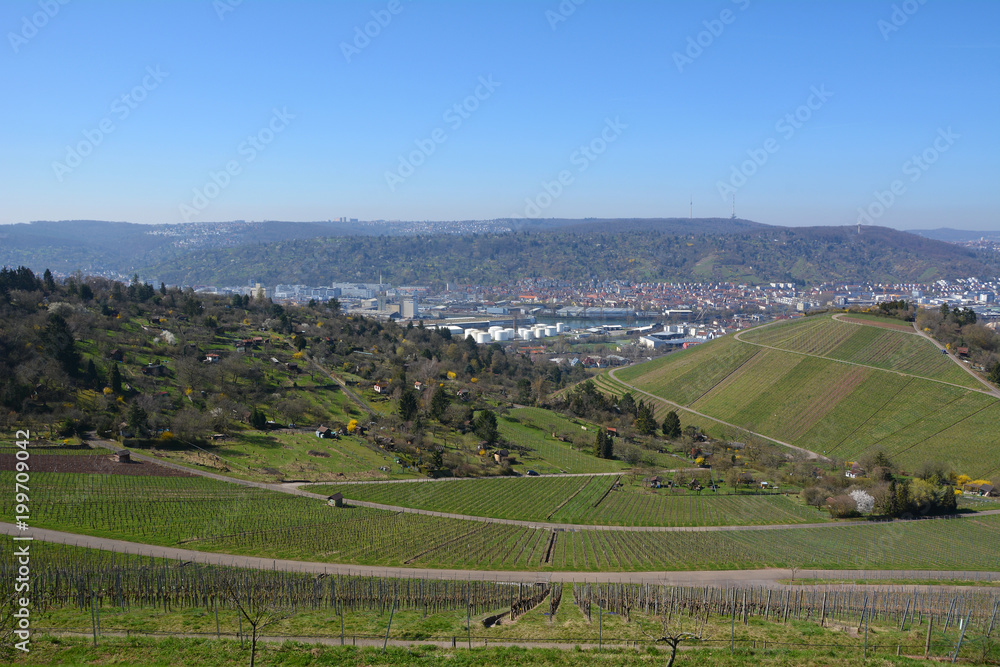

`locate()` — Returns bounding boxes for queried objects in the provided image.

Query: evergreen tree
[126,402,148,436]
[42,268,55,292]
[248,407,267,430]
[662,411,681,438]
[602,429,614,459]
[940,485,958,513]
[108,364,122,394]
[429,386,450,421]
[43,313,80,377]
[895,480,912,517]
[885,480,900,518]
[398,388,418,421]
[594,428,607,458]
[989,362,1000,387]
[473,410,499,445]
[618,392,636,416]
[634,400,657,435]
[84,359,99,389]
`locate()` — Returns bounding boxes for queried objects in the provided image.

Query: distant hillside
[140,223,997,287]
[908,228,1000,243]
[0,219,367,275]
[2,219,996,285]
[610,314,1000,477]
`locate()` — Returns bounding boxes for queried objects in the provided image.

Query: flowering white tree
[850,489,875,514]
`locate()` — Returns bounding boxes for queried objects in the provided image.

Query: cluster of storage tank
[444,322,568,343]
[516,323,567,340]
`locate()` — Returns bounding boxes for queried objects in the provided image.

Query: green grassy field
[610,316,1000,477]
[19,621,984,666]
[313,476,829,527]
[111,427,418,483]
[497,410,627,475]
[7,470,1000,571]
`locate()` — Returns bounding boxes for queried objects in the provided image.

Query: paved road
[6,523,997,588]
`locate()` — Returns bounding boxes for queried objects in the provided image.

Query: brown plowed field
[0,454,194,477]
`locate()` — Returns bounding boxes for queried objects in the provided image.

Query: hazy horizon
[1,217,998,235]
[2,0,998,230]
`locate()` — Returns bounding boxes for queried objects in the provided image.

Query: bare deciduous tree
[222,574,295,667]
[639,612,703,667]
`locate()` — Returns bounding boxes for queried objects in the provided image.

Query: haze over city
[2,0,998,229]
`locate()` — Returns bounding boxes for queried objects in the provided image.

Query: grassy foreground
[10,635,946,666]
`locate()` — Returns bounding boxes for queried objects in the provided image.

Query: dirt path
[92,438,1000,533]
[903,318,1000,398]
[304,352,377,417]
[295,470,686,487]
[33,629,616,651]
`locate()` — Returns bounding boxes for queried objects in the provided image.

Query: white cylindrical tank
[518,328,534,340]
[556,323,568,333]
[545,326,557,336]
[474,331,491,344]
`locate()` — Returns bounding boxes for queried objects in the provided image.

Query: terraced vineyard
[315,476,827,527]
[610,315,1000,477]
[740,316,979,387]
[7,471,1000,571]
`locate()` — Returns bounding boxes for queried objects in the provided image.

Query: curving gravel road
[5,522,997,588]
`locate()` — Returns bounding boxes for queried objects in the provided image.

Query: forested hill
[141,223,996,287]
[2,218,995,285]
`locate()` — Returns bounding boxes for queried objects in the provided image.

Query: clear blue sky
[2,0,998,229]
